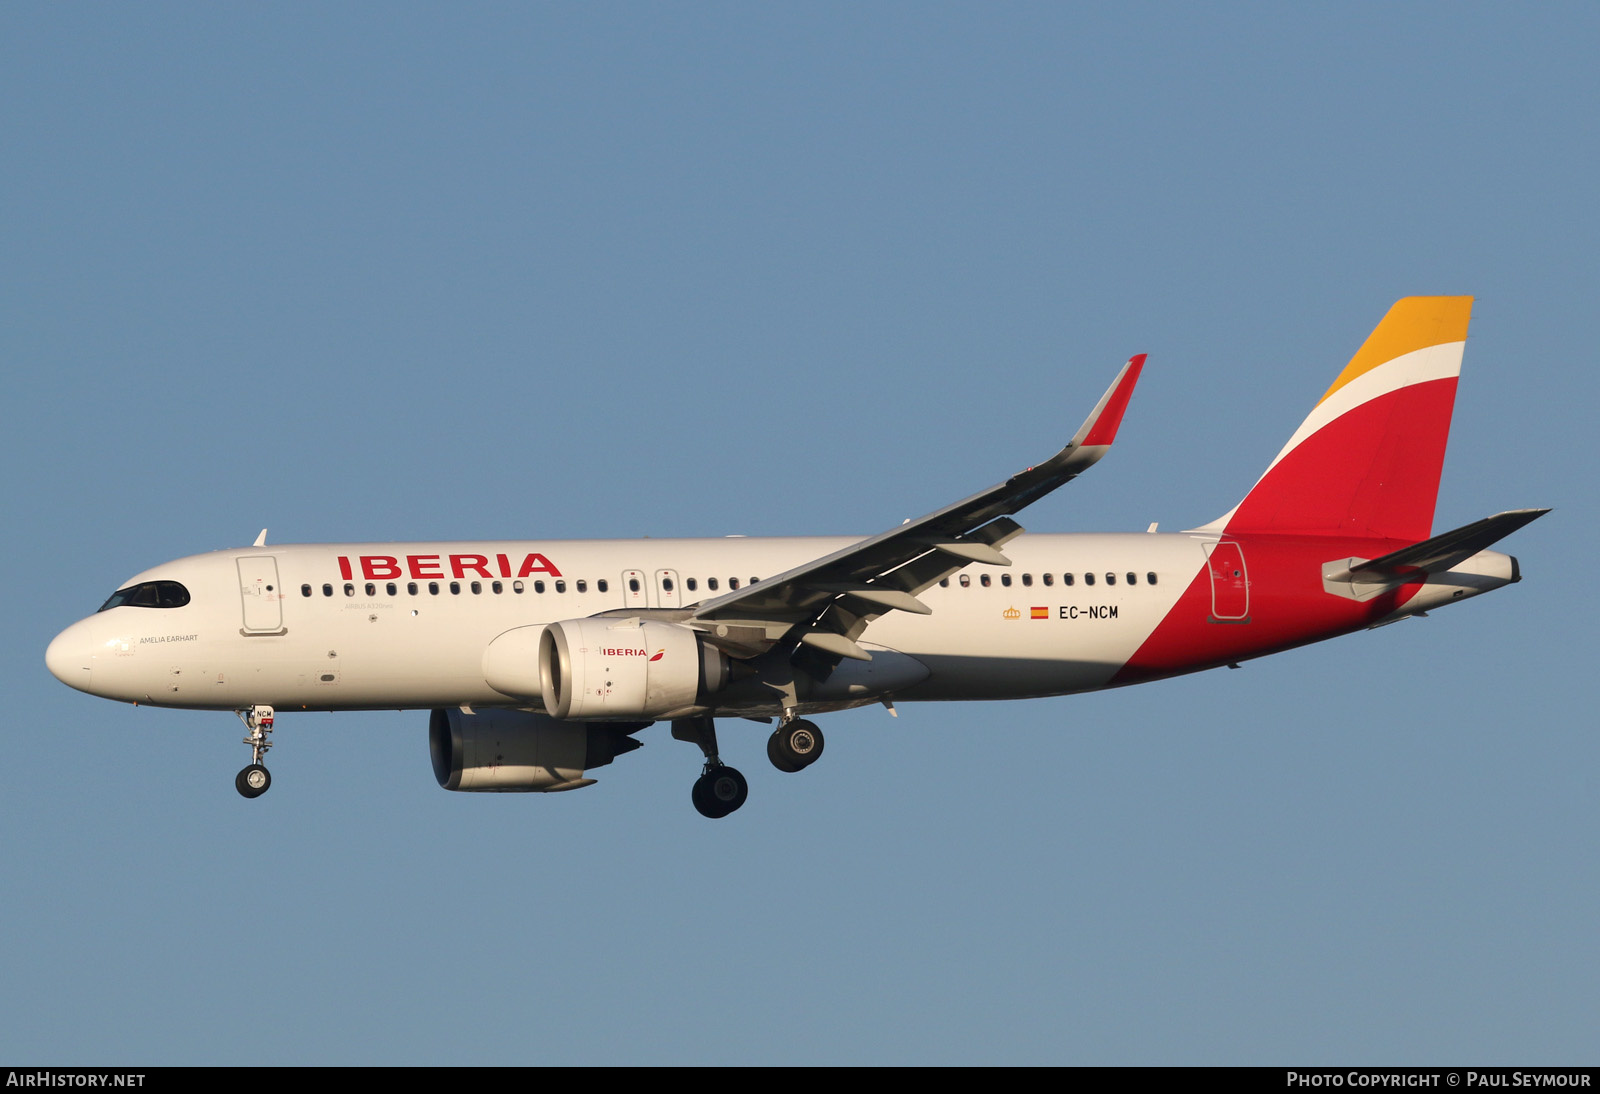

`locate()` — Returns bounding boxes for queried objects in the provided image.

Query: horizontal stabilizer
[1335,509,1549,584]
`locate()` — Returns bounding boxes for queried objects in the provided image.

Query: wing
[688,356,1146,671]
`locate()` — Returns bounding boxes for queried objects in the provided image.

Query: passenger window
[576,579,587,593]
[1022,574,1033,587]
[1085,573,1095,586]
[750,577,758,586]
[449,581,460,594]
[598,579,608,593]
[555,580,566,593]
[663,577,674,592]
[1127,572,1137,585]
[513,581,524,594]
[344,583,355,597]
[1147,572,1158,585]
[365,582,376,596]
[492,581,503,594]
[471,581,482,594]
[428,582,440,595]
[1064,574,1075,586]
[1001,574,1012,587]
[939,577,950,587]
[322,584,333,597]
[407,582,418,595]
[1106,573,1116,585]
[629,577,641,593]
[387,582,397,596]
[1043,573,1054,587]
[730,577,740,589]
[980,574,991,588]
[301,584,312,597]
[687,578,698,592]
[708,577,719,591]
[534,580,545,594]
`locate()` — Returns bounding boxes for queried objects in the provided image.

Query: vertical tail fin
[1206,296,1472,542]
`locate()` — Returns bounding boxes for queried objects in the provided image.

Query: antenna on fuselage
[252,528,268,547]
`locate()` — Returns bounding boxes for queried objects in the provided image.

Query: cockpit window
[98,580,190,611]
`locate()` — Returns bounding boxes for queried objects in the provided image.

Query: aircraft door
[1205,541,1249,622]
[655,569,681,609]
[621,570,648,609]
[237,556,287,635]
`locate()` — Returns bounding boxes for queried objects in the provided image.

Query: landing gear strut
[672,714,747,819]
[767,717,825,773]
[233,705,275,799]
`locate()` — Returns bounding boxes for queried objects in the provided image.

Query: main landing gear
[691,763,748,819]
[672,713,829,818]
[672,714,747,819]
[233,705,275,799]
[767,718,825,773]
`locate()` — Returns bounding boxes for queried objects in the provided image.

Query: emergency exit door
[1205,541,1250,622]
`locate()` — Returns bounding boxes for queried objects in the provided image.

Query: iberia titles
[336,553,563,582]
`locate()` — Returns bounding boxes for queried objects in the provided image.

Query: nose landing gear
[235,763,271,798]
[233,705,275,799]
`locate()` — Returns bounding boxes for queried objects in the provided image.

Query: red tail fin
[1207,297,1472,542]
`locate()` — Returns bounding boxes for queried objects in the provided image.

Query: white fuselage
[47,532,1214,715]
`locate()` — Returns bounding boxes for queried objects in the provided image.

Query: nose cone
[45,620,94,692]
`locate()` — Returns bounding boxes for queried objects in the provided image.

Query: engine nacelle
[429,707,643,792]
[538,617,730,720]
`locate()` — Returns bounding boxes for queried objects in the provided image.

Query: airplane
[45,296,1546,818]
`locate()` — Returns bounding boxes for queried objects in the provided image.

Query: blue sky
[2,3,1593,1064]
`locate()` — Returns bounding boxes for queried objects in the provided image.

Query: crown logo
[1002,605,1021,620]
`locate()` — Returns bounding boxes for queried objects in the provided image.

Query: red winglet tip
[1080,355,1145,447]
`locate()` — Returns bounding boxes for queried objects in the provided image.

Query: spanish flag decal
[1030,607,1049,620]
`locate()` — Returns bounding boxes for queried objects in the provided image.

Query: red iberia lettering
[450,554,492,579]
[408,555,443,579]
[361,556,401,581]
[517,553,562,578]
[349,551,557,581]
